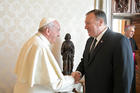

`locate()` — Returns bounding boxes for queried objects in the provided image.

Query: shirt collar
[96,27,108,42]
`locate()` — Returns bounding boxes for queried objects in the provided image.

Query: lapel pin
[100,40,103,43]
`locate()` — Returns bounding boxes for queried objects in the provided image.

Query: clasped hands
[71,71,81,84]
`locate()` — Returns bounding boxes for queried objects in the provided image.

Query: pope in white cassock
[13,17,75,93]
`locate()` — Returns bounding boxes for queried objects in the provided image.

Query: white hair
[124,25,135,32]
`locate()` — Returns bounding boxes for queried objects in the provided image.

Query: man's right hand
[71,71,81,84]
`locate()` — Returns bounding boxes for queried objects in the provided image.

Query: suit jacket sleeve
[113,36,134,93]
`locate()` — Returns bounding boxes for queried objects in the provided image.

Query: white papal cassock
[14,32,74,93]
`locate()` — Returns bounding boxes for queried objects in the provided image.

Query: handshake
[71,71,81,84]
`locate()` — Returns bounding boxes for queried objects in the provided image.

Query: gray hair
[124,25,135,32]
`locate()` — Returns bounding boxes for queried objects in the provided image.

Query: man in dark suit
[72,9,134,93]
[124,25,138,52]
[124,25,138,93]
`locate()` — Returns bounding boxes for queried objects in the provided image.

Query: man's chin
[88,34,94,37]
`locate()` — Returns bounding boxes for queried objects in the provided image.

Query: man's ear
[99,18,104,26]
[45,28,50,35]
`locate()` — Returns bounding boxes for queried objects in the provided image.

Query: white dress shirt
[94,27,108,47]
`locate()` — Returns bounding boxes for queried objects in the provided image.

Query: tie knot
[94,38,97,43]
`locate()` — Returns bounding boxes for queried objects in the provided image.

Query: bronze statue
[61,33,75,75]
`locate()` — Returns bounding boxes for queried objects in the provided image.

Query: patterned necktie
[89,38,97,59]
[89,38,97,52]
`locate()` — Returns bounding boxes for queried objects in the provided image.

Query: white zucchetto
[39,17,56,29]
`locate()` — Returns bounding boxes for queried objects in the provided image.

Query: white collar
[96,27,108,42]
[36,32,51,47]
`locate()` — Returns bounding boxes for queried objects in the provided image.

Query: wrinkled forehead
[53,20,60,28]
[51,20,60,31]
[85,13,96,22]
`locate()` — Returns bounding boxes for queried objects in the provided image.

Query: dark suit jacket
[129,38,138,93]
[129,38,138,52]
[77,28,134,93]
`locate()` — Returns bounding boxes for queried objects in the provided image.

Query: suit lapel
[88,29,110,65]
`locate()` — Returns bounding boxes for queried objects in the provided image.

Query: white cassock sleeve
[15,43,74,92]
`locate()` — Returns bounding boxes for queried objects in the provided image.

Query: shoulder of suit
[108,30,125,38]
[105,30,128,44]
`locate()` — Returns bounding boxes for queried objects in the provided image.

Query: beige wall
[0,0,93,92]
